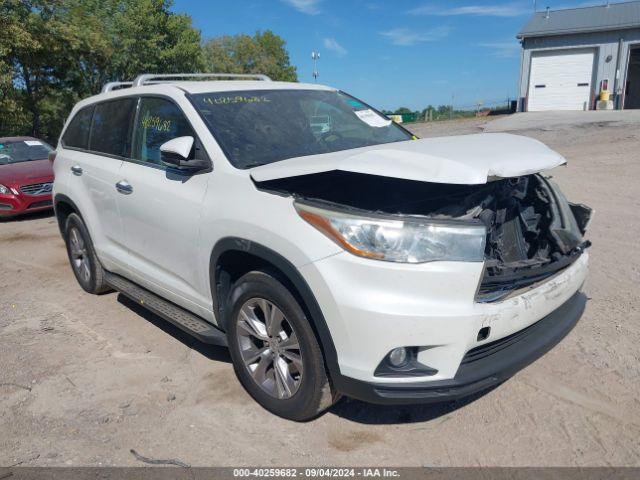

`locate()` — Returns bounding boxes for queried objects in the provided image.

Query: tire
[226,270,337,421]
[63,213,110,294]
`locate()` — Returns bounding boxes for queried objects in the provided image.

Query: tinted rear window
[89,98,136,157]
[62,106,94,149]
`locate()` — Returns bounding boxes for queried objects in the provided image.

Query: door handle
[115,180,133,195]
[71,165,83,176]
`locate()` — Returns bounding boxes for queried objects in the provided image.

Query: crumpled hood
[250,133,566,185]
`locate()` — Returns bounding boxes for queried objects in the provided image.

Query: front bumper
[331,290,586,404]
[300,248,588,397]
[0,193,53,216]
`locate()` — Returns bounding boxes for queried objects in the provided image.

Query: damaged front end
[470,175,592,301]
[255,170,592,302]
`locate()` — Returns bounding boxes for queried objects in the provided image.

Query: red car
[0,136,55,217]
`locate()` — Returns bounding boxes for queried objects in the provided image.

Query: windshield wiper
[243,161,267,169]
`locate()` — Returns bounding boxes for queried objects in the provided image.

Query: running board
[105,272,227,347]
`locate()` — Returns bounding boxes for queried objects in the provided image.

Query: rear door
[115,96,211,315]
[528,49,595,111]
[59,98,136,270]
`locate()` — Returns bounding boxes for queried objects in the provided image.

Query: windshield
[0,140,53,165]
[191,89,413,168]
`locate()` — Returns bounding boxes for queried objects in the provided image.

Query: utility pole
[311,51,320,82]
[450,93,454,121]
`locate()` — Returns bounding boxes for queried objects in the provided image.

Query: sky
[171,0,610,111]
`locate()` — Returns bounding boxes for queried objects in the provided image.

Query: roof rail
[101,81,133,93]
[132,73,272,87]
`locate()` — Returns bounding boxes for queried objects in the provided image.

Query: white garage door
[528,49,595,111]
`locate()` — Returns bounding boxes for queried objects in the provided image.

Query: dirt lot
[1,115,639,467]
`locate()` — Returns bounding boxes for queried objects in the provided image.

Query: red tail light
[48,150,57,163]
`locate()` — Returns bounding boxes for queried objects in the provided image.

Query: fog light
[388,347,408,367]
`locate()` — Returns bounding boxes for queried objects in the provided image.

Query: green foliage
[104,0,204,83]
[1,3,297,141]
[1,0,203,141]
[0,0,68,137]
[202,30,297,82]
[420,104,477,122]
[421,105,434,120]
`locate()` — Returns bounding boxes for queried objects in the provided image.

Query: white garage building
[517,1,640,111]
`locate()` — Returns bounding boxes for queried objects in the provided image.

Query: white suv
[53,73,592,421]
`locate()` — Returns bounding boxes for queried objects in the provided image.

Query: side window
[89,98,136,157]
[132,98,194,165]
[62,106,94,149]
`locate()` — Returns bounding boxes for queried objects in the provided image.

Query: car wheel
[227,270,336,421]
[64,213,110,294]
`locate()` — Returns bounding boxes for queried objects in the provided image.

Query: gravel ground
[1,115,639,467]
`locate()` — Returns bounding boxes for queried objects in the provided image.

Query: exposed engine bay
[256,170,592,301]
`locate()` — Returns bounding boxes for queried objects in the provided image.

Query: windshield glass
[191,89,413,168]
[0,140,52,165]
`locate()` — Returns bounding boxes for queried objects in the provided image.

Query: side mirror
[160,136,195,168]
[160,136,211,173]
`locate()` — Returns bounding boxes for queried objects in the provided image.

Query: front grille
[28,200,53,209]
[477,253,580,303]
[20,182,53,196]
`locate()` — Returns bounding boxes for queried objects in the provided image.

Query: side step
[105,272,227,347]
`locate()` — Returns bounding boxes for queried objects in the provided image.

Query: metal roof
[518,1,640,38]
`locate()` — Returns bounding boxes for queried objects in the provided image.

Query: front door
[115,97,211,315]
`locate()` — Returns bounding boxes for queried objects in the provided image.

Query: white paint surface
[251,133,567,185]
[528,50,595,111]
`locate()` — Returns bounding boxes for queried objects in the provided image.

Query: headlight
[295,202,486,263]
[0,184,11,195]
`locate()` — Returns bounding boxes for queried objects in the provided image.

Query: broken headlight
[295,202,486,263]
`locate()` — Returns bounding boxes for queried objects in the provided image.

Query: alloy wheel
[69,227,91,283]
[236,297,303,399]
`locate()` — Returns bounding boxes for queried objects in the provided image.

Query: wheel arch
[210,237,341,379]
[53,193,83,236]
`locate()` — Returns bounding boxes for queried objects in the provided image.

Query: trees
[421,105,435,120]
[1,3,298,141]
[1,0,71,138]
[437,105,452,116]
[202,30,297,82]
[104,0,204,85]
[1,0,203,141]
